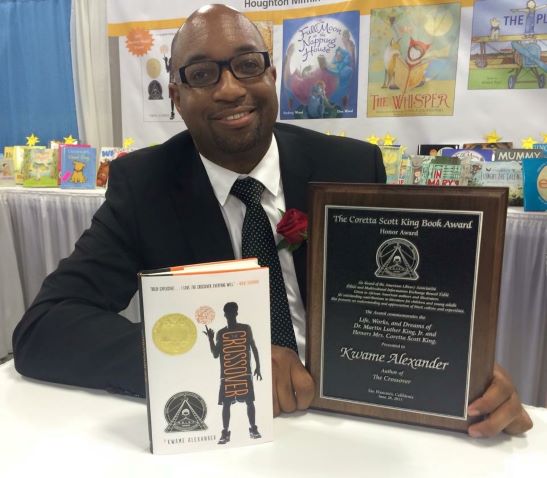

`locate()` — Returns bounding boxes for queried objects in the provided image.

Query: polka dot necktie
[230,177,298,352]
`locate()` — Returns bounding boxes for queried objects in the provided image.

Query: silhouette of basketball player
[163,54,176,119]
[205,302,262,444]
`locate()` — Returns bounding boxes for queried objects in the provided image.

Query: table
[497,208,547,407]
[0,191,24,358]
[0,187,139,360]
[0,188,546,405]
[0,360,546,477]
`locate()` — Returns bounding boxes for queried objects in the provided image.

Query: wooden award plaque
[306,184,508,431]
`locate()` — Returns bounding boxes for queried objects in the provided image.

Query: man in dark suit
[13,4,531,438]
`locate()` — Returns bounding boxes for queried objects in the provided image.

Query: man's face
[170,11,278,161]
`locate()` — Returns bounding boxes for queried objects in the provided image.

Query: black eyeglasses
[178,51,271,88]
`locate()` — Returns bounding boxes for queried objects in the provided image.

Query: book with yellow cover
[1,148,16,187]
[22,149,58,187]
[13,146,45,184]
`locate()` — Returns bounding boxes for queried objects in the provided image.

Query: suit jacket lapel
[170,135,235,264]
[167,128,311,303]
[275,126,313,302]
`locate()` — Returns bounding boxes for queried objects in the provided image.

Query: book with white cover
[139,258,273,454]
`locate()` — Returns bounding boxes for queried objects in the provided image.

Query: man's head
[169,4,278,172]
[223,302,238,323]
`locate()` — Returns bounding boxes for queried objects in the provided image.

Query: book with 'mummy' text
[138,258,273,454]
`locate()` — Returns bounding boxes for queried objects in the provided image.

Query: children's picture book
[469,161,524,206]
[493,148,543,161]
[469,0,547,90]
[3,146,13,161]
[11,146,26,185]
[403,154,434,184]
[462,141,513,150]
[58,143,91,186]
[522,157,547,211]
[367,3,461,117]
[441,148,495,162]
[0,154,16,187]
[280,11,360,119]
[96,147,120,188]
[59,146,97,189]
[97,148,133,188]
[420,155,466,186]
[379,145,405,184]
[139,258,273,455]
[13,146,45,184]
[397,155,411,184]
[417,144,459,156]
[22,149,58,187]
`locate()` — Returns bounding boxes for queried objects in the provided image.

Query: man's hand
[254,367,262,381]
[271,345,315,416]
[467,363,533,438]
[203,326,214,340]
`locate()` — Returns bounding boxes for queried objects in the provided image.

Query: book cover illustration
[139,259,273,454]
[12,146,26,185]
[463,141,514,150]
[3,146,13,161]
[533,143,547,154]
[469,0,547,90]
[493,148,543,160]
[59,147,97,189]
[403,154,434,184]
[58,143,91,186]
[13,146,45,184]
[417,143,459,155]
[420,155,466,186]
[441,148,495,162]
[96,147,120,187]
[280,11,360,119]
[368,3,461,117]
[398,155,411,184]
[144,21,272,124]
[379,145,405,184]
[139,30,180,123]
[96,147,133,188]
[22,148,58,187]
[469,161,524,206]
[522,157,547,210]
[0,153,15,187]
[254,21,274,59]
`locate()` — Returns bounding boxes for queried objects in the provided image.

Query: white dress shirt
[199,136,307,359]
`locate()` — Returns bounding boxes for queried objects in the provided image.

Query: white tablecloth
[0,187,139,360]
[0,188,546,406]
[0,360,546,478]
[496,208,547,407]
[0,193,25,359]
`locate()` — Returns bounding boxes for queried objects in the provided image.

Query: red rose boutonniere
[276,208,308,252]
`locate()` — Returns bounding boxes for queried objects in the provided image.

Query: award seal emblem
[375,238,420,280]
[164,391,207,432]
[152,313,197,355]
[148,80,163,100]
[146,58,161,79]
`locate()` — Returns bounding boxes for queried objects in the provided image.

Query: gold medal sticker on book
[152,313,197,355]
